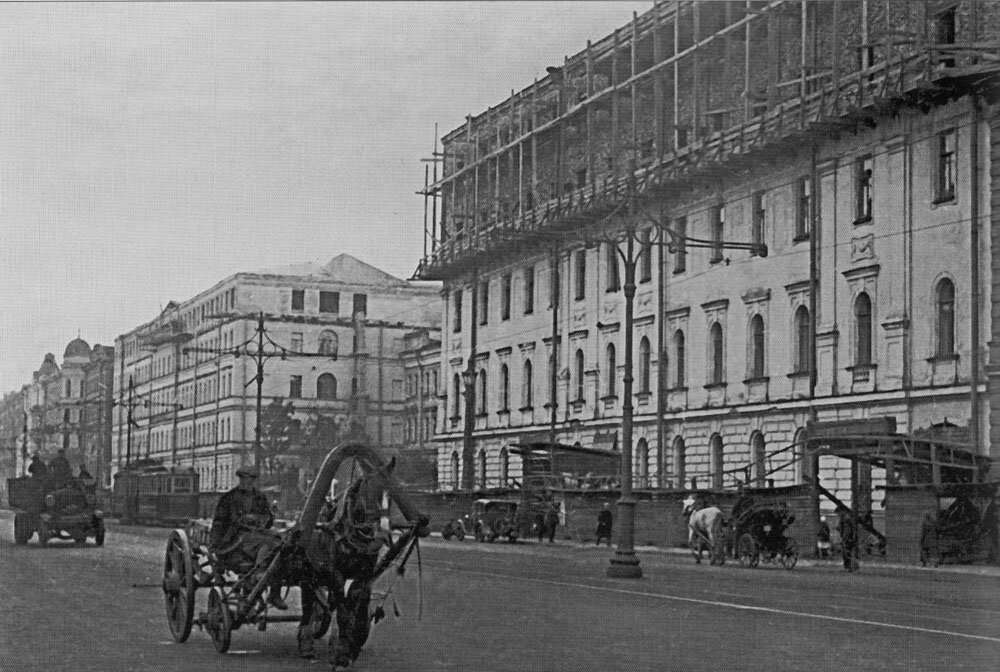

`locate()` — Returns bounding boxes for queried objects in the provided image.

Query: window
[854,293,873,366]
[795,176,811,240]
[523,265,535,314]
[673,216,687,273]
[318,331,338,357]
[291,332,303,353]
[550,260,560,308]
[453,290,463,333]
[605,343,617,397]
[935,7,957,67]
[291,289,305,311]
[522,360,533,408]
[856,155,873,222]
[477,370,487,414]
[606,242,620,291]
[710,434,724,488]
[501,274,512,320]
[499,448,509,486]
[711,205,725,262]
[936,279,955,357]
[937,130,956,202]
[639,229,652,283]
[453,373,462,417]
[353,293,367,317]
[673,436,686,489]
[478,281,489,325]
[478,449,487,488]
[674,330,686,388]
[450,451,459,490]
[751,191,765,253]
[751,433,766,487]
[499,364,510,411]
[319,291,340,314]
[290,375,303,398]
[574,249,587,300]
[317,373,337,400]
[65,379,72,397]
[710,322,724,384]
[749,316,765,379]
[574,349,585,401]
[795,306,812,373]
[548,353,556,403]
[639,337,651,394]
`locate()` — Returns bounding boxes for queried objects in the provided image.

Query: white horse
[682,496,726,566]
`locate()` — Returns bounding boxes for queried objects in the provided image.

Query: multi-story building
[112,254,441,493]
[400,328,443,487]
[416,1,999,510]
[0,387,29,501]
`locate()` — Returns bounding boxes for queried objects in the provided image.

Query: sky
[0,1,651,393]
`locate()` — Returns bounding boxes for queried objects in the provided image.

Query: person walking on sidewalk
[545,503,560,543]
[837,507,858,572]
[596,502,613,547]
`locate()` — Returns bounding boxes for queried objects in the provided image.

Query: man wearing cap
[209,464,288,610]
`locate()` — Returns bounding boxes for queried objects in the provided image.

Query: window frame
[855,155,873,223]
[854,293,873,366]
[711,204,725,263]
[523,265,535,314]
[935,129,957,204]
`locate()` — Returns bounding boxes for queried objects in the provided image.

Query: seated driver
[209,464,288,610]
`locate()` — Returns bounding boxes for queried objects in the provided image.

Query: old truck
[8,476,106,545]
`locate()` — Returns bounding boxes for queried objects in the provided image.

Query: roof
[256,253,409,288]
[63,338,91,359]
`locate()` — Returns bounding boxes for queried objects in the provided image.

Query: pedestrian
[837,507,858,572]
[919,511,939,567]
[28,453,49,482]
[816,515,831,559]
[596,502,613,547]
[545,503,560,543]
[534,511,546,543]
[48,449,73,488]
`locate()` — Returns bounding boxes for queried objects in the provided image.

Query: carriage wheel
[454,526,465,542]
[781,539,798,570]
[738,533,759,568]
[206,587,232,654]
[162,529,196,643]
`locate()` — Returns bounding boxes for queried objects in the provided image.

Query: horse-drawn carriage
[160,443,429,668]
[731,499,798,570]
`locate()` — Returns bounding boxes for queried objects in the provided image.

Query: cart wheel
[37,520,51,545]
[13,513,29,545]
[441,526,453,541]
[454,526,465,542]
[738,533,759,568]
[206,587,232,654]
[781,539,799,570]
[163,529,196,643]
[94,520,106,547]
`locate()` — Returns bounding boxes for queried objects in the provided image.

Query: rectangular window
[606,242,620,292]
[936,130,956,202]
[935,7,956,67]
[523,265,535,314]
[319,291,340,314]
[856,155,873,222]
[478,281,488,325]
[639,229,652,283]
[352,293,367,317]
[291,289,305,311]
[291,332,303,353]
[575,249,587,300]
[550,261,560,308]
[711,205,725,263]
[501,274,512,320]
[673,216,687,273]
[453,290,463,332]
[290,375,303,398]
[751,191,765,253]
[795,177,811,240]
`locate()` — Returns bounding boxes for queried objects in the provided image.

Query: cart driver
[209,464,288,610]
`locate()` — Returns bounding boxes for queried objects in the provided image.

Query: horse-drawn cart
[160,443,429,667]
[731,499,798,570]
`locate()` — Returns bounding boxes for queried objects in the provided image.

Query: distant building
[112,254,441,493]
[400,328,442,487]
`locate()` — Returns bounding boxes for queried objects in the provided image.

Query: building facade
[112,254,441,493]
[417,1,999,507]
[400,328,443,487]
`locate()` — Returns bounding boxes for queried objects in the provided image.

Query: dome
[63,338,91,359]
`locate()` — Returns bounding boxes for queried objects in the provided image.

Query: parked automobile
[469,498,518,543]
[9,476,105,545]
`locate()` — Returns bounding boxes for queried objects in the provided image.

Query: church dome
[63,338,91,359]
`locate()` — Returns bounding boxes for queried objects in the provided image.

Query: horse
[682,496,726,566]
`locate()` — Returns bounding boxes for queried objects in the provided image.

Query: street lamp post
[461,272,479,491]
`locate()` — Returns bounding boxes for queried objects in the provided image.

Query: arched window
[855,293,872,365]
[605,343,617,397]
[499,447,509,486]
[638,337,651,393]
[673,436,686,489]
[318,330,339,356]
[710,322,724,384]
[636,438,649,488]
[499,364,510,411]
[749,315,765,379]
[65,379,72,397]
[477,370,487,414]
[522,360,533,407]
[453,373,462,417]
[674,330,686,388]
[450,451,460,490]
[751,432,766,487]
[794,306,811,373]
[793,427,809,484]
[478,449,487,489]
[316,373,337,400]
[574,349,585,401]
[936,278,955,357]
[710,434,724,489]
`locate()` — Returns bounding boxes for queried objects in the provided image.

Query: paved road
[1,511,998,671]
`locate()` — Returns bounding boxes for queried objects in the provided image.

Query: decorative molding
[841,264,880,281]
[701,298,730,312]
[448,357,465,367]
[666,306,691,320]
[474,352,490,363]
[597,322,621,334]
[542,335,563,346]
[602,301,619,318]
[495,346,513,356]
[633,315,655,327]
[883,134,908,154]
[568,329,589,340]
[784,280,811,295]
[571,310,588,325]
[518,341,536,353]
[850,234,876,262]
[741,288,771,305]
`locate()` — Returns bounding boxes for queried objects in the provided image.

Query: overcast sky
[0,1,651,392]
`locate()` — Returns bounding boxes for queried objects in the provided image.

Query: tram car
[113,462,200,526]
